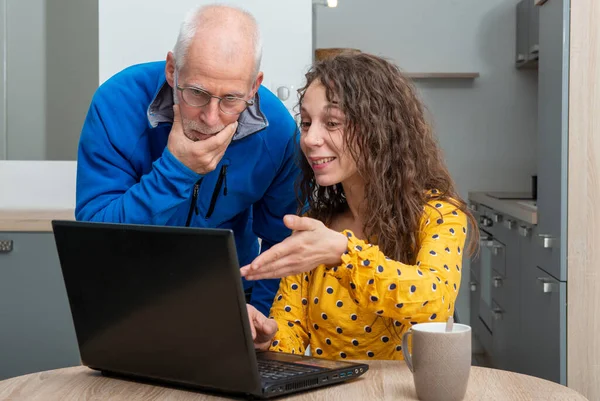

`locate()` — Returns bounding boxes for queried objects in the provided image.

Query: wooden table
[0,362,588,400]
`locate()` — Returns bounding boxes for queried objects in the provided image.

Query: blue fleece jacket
[75,61,300,316]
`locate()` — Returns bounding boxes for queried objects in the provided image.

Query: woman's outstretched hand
[240,215,348,280]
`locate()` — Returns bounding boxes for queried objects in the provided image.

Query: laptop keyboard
[258,359,323,381]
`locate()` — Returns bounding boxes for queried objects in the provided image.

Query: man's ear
[251,72,264,96]
[165,51,176,88]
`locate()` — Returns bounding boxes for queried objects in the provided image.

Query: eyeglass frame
[174,71,255,115]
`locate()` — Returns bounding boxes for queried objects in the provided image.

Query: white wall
[5,0,47,160]
[99,0,313,113]
[0,0,6,159]
[316,0,538,323]
[45,0,98,161]
[1,0,98,161]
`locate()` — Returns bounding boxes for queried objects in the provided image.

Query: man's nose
[200,98,221,126]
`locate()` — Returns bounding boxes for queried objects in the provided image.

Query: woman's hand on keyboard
[247,304,278,350]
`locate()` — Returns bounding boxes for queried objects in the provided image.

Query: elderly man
[75,4,299,316]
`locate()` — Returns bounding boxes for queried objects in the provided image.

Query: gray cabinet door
[491,299,519,371]
[528,1,540,60]
[469,270,479,328]
[519,263,566,384]
[516,0,529,65]
[536,0,569,281]
[490,220,520,372]
[0,232,80,380]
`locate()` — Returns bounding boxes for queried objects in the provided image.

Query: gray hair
[173,4,263,76]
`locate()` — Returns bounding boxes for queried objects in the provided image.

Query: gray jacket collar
[146,81,269,141]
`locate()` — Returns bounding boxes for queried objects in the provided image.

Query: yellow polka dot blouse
[268,199,467,360]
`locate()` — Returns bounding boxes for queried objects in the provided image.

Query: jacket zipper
[205,164,228,219]
[185,178,203,227]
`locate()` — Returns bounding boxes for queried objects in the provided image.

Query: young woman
[241,53,478,360]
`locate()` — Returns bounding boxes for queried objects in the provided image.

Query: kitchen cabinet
[516,0,527,65]
[489,214,521,372]
[472,0,570,386]
[468,193,567,385]
[518,219,566,384]
[535,0,569,283]
[516,0,540,68]
[469,200,524,372]
[520,264,566,383]
[528,1,540,60]
[469,271,480,343]
[0,232,80,380]
[0,161,79,380]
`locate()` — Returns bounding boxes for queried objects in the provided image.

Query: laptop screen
[52,221,261,394]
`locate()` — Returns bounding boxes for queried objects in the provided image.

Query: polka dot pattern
[266,198,466,361]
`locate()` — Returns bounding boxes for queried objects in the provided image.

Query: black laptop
[51,220,368,399]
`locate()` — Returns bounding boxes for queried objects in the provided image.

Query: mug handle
[402,330,414,372]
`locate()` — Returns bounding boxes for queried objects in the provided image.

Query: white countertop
[468,191,537,225]
[0,161,76,231]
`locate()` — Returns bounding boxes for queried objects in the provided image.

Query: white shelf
[406,72,480,80]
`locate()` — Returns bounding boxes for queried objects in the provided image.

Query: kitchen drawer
[490,268,518,316]
[475,315,493,357]
[468,201,481,217]
[470,255,481,283]
[491,229,520,310]
[469,274,480,327]
[490,299,520,372]
[489,211,518,245]
[489,238,506,277]
[477,205,496,234]
[535,234,564,281]
[519,264,566,384]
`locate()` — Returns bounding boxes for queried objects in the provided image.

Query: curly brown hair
[295,52,478,263]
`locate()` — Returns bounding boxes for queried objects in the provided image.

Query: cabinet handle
[503,220,515,230]
[480,238,493,247]
[537,277,557,293]
[469,281,477,292]
[493,276,503,288]
[491,243,504,256]
[492,308,504,320]
[529,45,539,54]
[0,240,13,253]
[519,226,531,237]
[480,216,493,227]
[538,234,555,249]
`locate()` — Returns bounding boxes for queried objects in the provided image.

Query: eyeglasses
[176,85,254,115]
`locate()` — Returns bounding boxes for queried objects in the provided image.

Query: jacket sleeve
[330,202,467,324]
[75,95,201,224]
[268,273,310,355]
[250,131,301,316]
